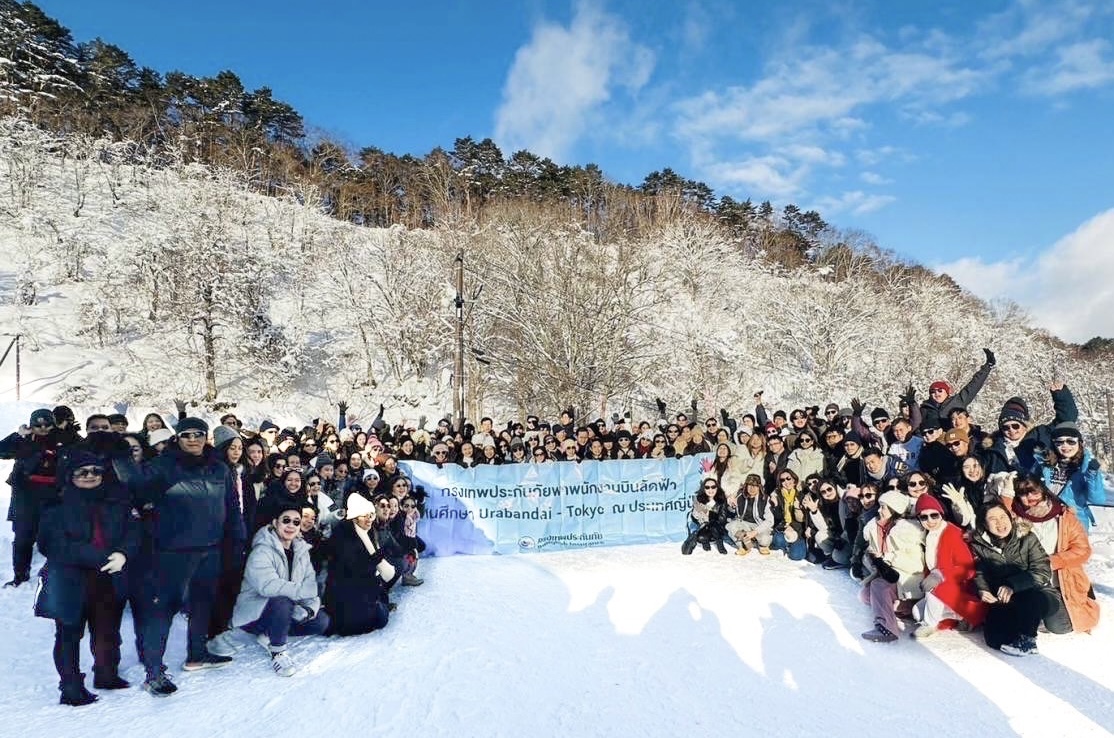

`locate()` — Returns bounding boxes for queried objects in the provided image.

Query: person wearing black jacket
[126,417,245,697]
[321,494,392,635]
[207,424,257,646]
[35,450,140,705]
[1,408,75,587]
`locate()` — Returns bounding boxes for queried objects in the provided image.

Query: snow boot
[59,674,98,706]
[92,670,130,690]
[3,572,29,588]
[681,533,699,555]
[714,539,728,555]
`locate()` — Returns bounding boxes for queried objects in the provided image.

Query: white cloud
[811,190,896,216]
[935,207,1114,342]
[859,171,891,185]
[494,1,655,162]
[702,156,803,199]
[1023,39,1114,94]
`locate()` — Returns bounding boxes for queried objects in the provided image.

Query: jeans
[240,596,330,650]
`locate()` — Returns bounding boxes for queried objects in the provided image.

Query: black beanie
[870,407,890,422]
[998,397,1030,426]
[176,417,209,435]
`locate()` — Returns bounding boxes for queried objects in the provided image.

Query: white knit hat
[345,493,376,519]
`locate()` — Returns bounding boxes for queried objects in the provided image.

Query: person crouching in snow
[860,490,925,643]
[682,479,730,554]
[909,494,986,639]
[221,500,329,677]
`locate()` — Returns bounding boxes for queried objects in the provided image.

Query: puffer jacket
[1030,448,1106,530]
[863,517,926,599]
[970,526,1052,596]
[231,525,320,627]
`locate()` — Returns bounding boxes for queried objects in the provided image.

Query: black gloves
[850,397,864,416]
[337,400,348,415]
[690,397,698,415]
[611,412,621,424]
[418,415,427,430]
[655,397,666,415]
[851,561,866,579]
[983,348,996,367]
[900,384,916,406]
[871,556,900,584]
[833,538,847,551]
[720,408,729,425]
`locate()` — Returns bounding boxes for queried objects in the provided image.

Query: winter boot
[3,572,29,588]
[92,669,130,690]
[142,669,178,697]
[861,621,899,643]
[681,533,699,556]
[714,539,728,555]
[59,674,99,706]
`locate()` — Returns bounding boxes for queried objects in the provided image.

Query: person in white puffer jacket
[219,500,330,677]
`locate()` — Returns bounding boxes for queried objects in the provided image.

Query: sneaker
[207,630,238,658]
[1001,636,1038,657]
[182,651,233,671]
[862,623,899,643]
[758,547,771,555]
[401,574,424,586]
[255,633,271,650]
[142,673,178,697]
[735,545,750,557]
[911,624,938,640]
[822,557,849,570]
[270,650,296,678]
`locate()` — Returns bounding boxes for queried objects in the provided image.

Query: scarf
[353,524,379,558]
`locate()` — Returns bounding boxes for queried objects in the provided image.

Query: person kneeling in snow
[320,494,394,635]
[222,500,329,677]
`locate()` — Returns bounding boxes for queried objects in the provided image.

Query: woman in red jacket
[910,494,987,638]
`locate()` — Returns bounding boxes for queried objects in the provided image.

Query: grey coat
[232,525,320,627]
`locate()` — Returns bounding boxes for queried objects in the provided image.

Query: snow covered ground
[1,454,1112,737]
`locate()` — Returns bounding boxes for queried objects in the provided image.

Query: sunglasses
[279,516,301,526]
[946,441,964,448]
[74,467,105,478]
[825,410,837,416]
[886,482,901,490]
[307,481,321,487]
[918,512,941,522]
[178,431,206,440]
[702,484,717,489]
[31,422,54,429]
[705,421,716,427]
[1052,438,1080,445]
[1001,422,1024,431]
[376,502,390,508]
[779,476,793,482]
[820,486,836,494]
[907,479,927,488]
[432,450,448,456]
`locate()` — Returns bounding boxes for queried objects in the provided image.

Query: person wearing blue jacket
[127,417,246,697]
[1030,421,1106,531]
[983,382,1078,474]
[35,450,140,705]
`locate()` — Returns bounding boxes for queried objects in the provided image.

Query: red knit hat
[914,494,946,517]
[929,381,952,395]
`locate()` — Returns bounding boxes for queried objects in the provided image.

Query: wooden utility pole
[453,251,465,432]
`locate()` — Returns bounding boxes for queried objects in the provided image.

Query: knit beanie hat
[843,431,864,446]
[1051,421,1083,441]
[29,408,55,426]
[879,490,910,516]
[259,420,279,433]
[997,397,1030,427]
[870,407,890,422]
[212,424,240,449]
[914,494,946,517]
[929,381,952,395]
[176,417,209,435]
[314,454,335,470]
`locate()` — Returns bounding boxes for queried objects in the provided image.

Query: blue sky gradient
[34,0,1114,340]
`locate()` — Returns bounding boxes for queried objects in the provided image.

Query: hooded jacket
[232,525,320,627]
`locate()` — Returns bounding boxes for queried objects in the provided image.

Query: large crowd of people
[0,347,1107,705]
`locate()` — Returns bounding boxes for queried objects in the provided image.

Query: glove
[922,569,944,592]
[173,398,187,414]
[100,552,126,574]
[900,384,916,406]
[832,537,847,551]
[690,397,698,415]
[418,414,427,430]
[720,408,729,426]
[337,400,348,415]
[292,604,311,623]
[983,348,996,367]
[941,483,975,527]
[611,412,621,424]
[376,559,396,581]
[850,397,864,416]
[655,397,666,415]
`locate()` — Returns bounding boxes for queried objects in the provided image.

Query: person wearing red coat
[911,494,987,638]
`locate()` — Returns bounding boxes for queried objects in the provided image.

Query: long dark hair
[697,480,727,506]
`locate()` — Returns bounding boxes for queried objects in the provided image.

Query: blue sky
[35,0,1114,340]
